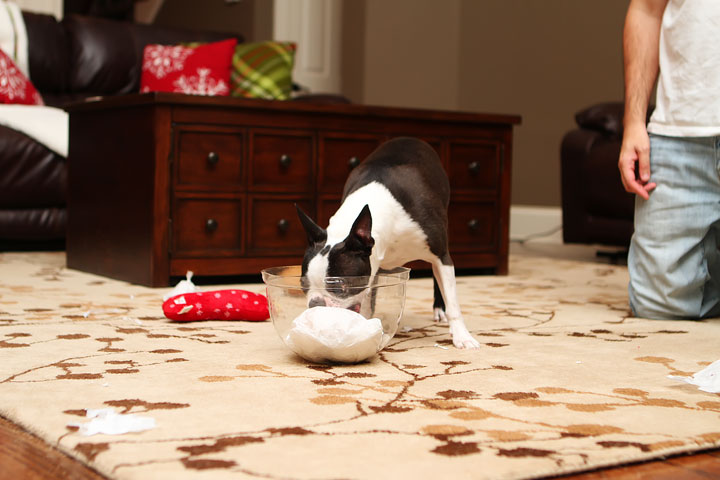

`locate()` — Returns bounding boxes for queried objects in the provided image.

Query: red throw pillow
[140,38,237,96]
[0,49,43,105]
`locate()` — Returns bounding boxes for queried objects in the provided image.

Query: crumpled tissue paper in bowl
[668,359,720,393]
[285,306,384,363]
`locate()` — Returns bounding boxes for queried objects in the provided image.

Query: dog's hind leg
[433,276,446,322]
[431,255,480,349]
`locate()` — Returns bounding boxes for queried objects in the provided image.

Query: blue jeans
[628,134,720,319]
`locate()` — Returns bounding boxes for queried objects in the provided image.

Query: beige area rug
[1,251,719,480]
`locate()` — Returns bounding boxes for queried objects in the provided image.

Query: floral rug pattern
[1,252,719,480]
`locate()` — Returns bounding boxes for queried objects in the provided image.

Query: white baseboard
[510,205,563,244]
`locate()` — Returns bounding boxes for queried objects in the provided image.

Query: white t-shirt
[647,0,720,137]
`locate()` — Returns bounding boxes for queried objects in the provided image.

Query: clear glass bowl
[261,265,410,363]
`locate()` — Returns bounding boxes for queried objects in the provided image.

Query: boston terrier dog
[296,137,480,349]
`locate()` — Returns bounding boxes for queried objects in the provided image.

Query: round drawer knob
[207,151,220,165]
[467,219,480,230]
[277,218,290,233]
[279,154,292,168]
[348,156,361,169]
[205,218,219,232]
[468,161,480,174]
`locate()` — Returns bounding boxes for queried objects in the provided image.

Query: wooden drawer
[248,130,313,192]
[425,139,442,157]
[172,196,245,257]
[247,196,313,255]
[447,139,502,193]
[448,199,497,252]
[318,133,383,193]
[175,129,244,190]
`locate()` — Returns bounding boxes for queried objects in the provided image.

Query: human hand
[618,122,656,200]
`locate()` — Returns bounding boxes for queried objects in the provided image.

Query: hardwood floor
[0,416,103,480]
[556,450,720,479]
[2,415,719,480]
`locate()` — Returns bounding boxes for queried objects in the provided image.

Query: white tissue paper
[285,306,384,363]
[668,359,720,393]
[163,271,197,301]
[70,408,156,436]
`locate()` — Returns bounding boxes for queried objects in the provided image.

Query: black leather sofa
[0,12,240,250]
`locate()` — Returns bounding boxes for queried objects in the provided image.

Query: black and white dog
[296,137,479,349]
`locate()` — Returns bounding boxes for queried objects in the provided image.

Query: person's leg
[701,194,720,318]
[628,135,720,319]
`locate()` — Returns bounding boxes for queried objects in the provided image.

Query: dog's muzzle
[308,297,326,308]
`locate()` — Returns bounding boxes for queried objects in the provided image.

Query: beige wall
[344,0,628,207]
[151,0,273,41]
[361,0,462,111]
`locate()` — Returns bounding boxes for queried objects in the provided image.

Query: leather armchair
[560,102,637,248]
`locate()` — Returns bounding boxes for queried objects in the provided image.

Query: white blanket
[0,0,28,76]
[0,2,66,157]
[0,104,68,156]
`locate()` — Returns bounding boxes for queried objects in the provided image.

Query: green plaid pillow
[231,41,296,100]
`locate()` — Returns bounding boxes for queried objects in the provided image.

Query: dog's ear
[347,205,374,253]
[295,204,327,246]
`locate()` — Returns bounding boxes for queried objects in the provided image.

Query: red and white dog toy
[162,272,269,322]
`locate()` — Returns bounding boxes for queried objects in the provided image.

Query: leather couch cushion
[0,207,66,240]
[64,15,144,96]
[0,126,66,208]
[22,11,70,97]
[575,102,624,136]
[575,102,654,137]
[63,15,242,98]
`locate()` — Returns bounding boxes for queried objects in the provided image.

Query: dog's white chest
[326,182,432,269]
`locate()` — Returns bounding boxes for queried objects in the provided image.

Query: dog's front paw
[433,308,448,323]
[453,335,481,349]
[449,321,480,349]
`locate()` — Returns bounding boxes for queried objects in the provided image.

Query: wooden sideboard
[66,93,520,287]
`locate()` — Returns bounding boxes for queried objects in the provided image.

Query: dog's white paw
[449,321,480,349]
[453,335,481,349]
[433,308,449,323]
